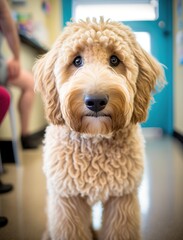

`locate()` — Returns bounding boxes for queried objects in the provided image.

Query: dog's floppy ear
[33,41,64,125]
[131,46,166,124]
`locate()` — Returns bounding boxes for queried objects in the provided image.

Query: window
[73,0,159,22]
[135,32,151,53]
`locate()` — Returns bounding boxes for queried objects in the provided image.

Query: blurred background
[0,1,182,240]
[0,0,182,140]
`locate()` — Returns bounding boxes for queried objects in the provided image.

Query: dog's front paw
[42,229,51,240]
[98,227,141,240]
[48,224,93,240]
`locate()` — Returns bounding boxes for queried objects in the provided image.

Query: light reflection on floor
[0,135,183,240]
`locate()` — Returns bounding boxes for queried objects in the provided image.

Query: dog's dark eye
[73,56,83,67]
[110,55,120,67]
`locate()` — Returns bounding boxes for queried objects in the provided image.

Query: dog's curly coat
[33,18,165,240]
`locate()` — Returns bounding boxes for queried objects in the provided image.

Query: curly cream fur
[33,18,165,240]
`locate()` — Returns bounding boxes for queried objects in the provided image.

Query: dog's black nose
[84,94,109,112]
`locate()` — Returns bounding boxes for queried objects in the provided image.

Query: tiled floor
[0,135,183,240]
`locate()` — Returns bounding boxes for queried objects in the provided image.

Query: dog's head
[33,18,165,135]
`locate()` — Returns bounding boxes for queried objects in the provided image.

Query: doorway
[62,0,173,134]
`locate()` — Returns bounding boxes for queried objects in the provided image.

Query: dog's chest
[44,125,144,204]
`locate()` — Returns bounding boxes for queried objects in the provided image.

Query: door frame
[123,0,173,134]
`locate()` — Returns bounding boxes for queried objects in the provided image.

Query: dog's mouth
[85,112,112,119]
[80,112,113,134]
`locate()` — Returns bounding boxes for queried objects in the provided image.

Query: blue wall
[62,0,72,26]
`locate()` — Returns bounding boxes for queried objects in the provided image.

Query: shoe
[0,217,8,228]
[0,181,13,194]
[21,135,38,149]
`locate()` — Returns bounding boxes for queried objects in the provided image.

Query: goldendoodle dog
[33,18,165,240]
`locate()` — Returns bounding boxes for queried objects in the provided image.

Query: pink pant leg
[0,86,10,124]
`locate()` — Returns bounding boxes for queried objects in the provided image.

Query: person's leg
[0,86,10,124]
[8,69,34,135]
[8,69,38,149]
[0,87,13,226]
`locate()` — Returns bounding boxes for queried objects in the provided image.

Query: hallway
[0,135,183,240]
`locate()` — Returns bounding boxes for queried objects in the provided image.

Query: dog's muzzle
[84,94,109,113]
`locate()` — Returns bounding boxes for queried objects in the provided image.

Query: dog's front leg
[47,194,93,240]
[100,193,141,240]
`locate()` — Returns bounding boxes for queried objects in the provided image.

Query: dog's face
[34,18,165,135]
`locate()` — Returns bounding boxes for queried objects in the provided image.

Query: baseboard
[142,127,163,139]
[173,130,183,145]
